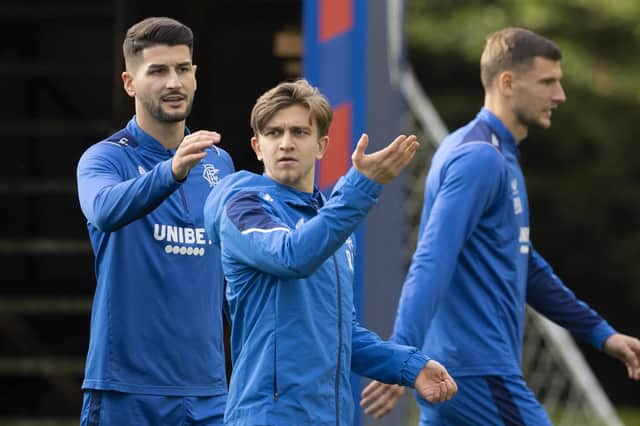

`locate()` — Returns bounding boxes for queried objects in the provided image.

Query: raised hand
[172,130,221,180]
[604,333,640,380]
[352,134,419,184]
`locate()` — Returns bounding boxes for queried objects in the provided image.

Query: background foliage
[406,0,640,407]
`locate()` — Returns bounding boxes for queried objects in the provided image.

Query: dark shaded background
[406,0,640,408]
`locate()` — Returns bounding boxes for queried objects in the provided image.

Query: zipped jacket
[204,168,429,426]
[392,108,615,378]
[77,117,234,395]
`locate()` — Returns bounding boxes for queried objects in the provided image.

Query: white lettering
[196,229,206,244]
[167,226,179,242]
[154,224,166,241]
[184,228,195,244]
[513,197,523,215]
[156,224,208,253]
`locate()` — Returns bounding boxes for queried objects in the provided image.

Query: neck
[483,95,527,144]
[135,110,185,150]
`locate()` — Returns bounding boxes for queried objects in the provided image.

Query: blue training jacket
[204,168,430,426]
[76,117,234,396]
[392,108,615,378]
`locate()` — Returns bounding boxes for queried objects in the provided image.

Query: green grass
[618,406,640,426]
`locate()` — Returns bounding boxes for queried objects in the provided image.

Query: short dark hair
[480,27,562,89]
[122,17,193,70]
[250,79,333,138]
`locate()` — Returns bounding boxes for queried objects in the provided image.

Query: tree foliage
[406,0,640,405]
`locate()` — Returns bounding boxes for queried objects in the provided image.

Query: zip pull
[274,391,279,401]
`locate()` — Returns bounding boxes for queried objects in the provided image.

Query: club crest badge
[202,164,220,187]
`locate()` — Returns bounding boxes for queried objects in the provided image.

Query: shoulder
[435,126,507,187]
[208,173,288,234]
[208,171,268,206]
[204,145,234,170]
[78,129,133,167]
[437,138,504,175]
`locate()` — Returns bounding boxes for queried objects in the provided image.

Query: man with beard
[76,17,233,425]
[360,27,640,425]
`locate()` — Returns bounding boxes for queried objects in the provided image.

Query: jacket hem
[81,379,227,397]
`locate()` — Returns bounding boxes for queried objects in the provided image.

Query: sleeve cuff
[588,320,617,350]
[400,350,430,387]
[344,167,383,199]
[161,158,185,186]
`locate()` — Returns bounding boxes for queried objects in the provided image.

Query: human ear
[316,136,329,160]
[250,136,263,161]
[498,71,514,96]
[193,64,197,92]
[122,71,135,97]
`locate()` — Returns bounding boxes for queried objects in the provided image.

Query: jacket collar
[477,108,519,157]
[258,173,325,209]
[125,116,191,155]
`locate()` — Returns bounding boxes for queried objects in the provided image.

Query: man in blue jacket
[361,27,640,425]
[76,17,234,425]
[204,79,458,425]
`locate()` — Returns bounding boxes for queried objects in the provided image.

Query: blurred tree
[406,0,640,407]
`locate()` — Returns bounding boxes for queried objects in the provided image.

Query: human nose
[166,69,182,89]
[553,82,566,104]
[279,131,294,150]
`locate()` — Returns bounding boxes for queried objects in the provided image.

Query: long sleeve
[526,247,616,349]
[391,144,506,349]
[351,307,429,386]
[218,167,381,278]
[77,144,181,232]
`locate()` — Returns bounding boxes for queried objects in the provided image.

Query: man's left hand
[603,333,640,380]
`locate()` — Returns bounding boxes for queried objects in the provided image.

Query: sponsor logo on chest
[153,223,211,256]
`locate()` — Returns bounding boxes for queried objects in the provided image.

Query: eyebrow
[147,61,193,70]
[263,124,311,132]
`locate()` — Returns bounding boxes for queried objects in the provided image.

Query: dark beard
[143,97,194,123]
[514,107,548,130]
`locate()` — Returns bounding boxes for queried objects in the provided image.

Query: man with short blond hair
[204,79,457,425]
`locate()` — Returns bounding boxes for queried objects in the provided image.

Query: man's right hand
[352,134,419,184]
[172,130,221,181]
[360,360,457,419]
[414,359,457,403]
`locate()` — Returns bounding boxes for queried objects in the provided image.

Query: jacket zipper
[273,330,279,400]
[332,254,342,426]
[178,187,190,216]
